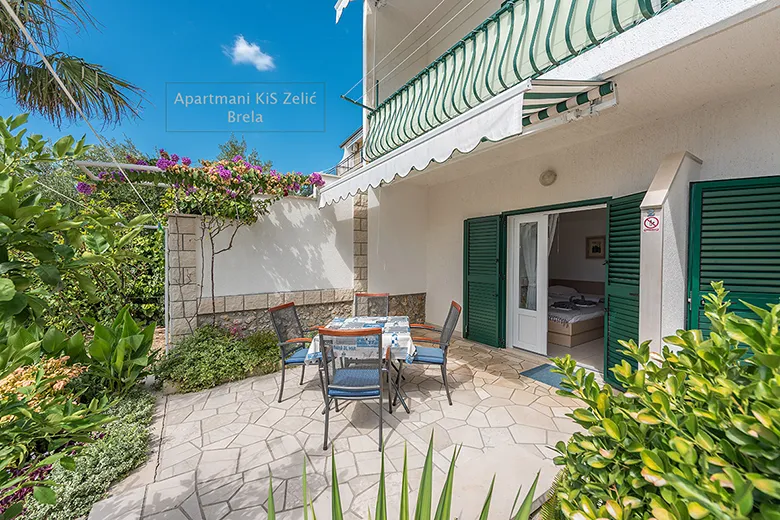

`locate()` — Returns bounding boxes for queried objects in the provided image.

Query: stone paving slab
[90,337,582,519]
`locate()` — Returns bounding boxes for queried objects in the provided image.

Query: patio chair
[408,301,462,406]
[269,302,323,403]
[320,327,387,451]
[354,292,390,317]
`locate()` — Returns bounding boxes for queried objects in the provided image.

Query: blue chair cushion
[284,349,309,365]
[328,368,381,398]
[413,346,445,365]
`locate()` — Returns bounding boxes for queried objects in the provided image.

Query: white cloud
[224,35,275,72]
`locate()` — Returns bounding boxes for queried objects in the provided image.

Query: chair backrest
[268,302,305,343]
[319,327,384,390]
[354,292,390,317]
[439,301,462,351]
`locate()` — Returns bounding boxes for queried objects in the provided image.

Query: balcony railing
[365,0,684,161]
[322,149,364,177]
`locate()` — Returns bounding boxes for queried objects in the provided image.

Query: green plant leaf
[415,433,435,520]
[331,447,343,520]
[477,475,496,520]
[603,418,622,441]
[375,446,387,520]
[400,444,410,520]
[32,486,56,504]
[434,445,460,520]
[34,264,61,287]
[1,501,24,519]
[267,473,276,518]
[60,456,76,471]
[0,278,16,301]
[751,477,780,499]
[512,472,540,520]
[641,450,664,472]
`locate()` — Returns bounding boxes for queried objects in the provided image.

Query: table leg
[392,361,410,414]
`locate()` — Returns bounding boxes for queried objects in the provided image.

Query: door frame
[463,196,614,351]
[507,213,549,354]
[501,197,611,356]
[687,175,780,328]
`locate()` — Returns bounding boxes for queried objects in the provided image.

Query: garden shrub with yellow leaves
[552,282,780,520]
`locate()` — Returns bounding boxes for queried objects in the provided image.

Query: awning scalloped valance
[319,79,615,207]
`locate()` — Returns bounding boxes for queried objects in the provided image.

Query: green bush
[21,388,156,520]
[86,308,157,395]
[154,326,279,393]
[42,222,164,334]
[552,282,780,520]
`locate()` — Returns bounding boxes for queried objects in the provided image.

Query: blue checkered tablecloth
[306,316,415,364]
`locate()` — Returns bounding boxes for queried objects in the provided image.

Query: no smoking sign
[643,210,660,232]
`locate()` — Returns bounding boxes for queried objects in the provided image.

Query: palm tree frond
[7,53,144,127]
[0,0,94,60]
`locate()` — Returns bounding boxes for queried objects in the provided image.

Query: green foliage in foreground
[154,326,279,393]
[266,434,540,520]
[552,282,780,520]
[21,388,156,520]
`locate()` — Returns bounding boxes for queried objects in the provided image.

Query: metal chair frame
[406,301,462,406]
[269,302,323,403]
[319,327,393,451]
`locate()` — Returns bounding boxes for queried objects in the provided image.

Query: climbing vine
[83,150,325,330]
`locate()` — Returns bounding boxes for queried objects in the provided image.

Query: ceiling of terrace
[371,0,503,100]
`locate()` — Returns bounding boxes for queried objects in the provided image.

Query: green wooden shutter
[604,192,645,386]
[463,216,502,347]
[689,177,780,333]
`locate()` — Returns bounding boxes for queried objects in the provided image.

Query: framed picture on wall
[586,236,606,259]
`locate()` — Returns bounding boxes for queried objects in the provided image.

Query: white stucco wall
[423,83,780,330]
[198,197,354,297]
[367,182,428,295]
[549,210,607,284]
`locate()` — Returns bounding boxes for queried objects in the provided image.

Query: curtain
[518,223,538,310]
[548,214,559,256]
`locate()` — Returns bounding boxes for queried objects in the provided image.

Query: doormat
[519,363,564,389]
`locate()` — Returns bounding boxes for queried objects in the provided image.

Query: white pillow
[549,285,580,297]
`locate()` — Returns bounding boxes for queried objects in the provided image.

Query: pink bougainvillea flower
[232,155,243,162]
[182,157,192,166]
[76,182,95,195]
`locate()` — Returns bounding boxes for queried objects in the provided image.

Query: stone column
[167,214,199,346]
[353,192,368,292]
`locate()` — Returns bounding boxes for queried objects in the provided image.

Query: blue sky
[0,1,364,173]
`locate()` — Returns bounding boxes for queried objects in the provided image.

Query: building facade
[320,0,780,385]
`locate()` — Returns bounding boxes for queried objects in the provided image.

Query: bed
[547,281,605,348]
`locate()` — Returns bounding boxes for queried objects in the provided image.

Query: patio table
[306,315,415,413]
[305,316,416,364]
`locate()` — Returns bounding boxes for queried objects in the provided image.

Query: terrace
[89,335,580,519]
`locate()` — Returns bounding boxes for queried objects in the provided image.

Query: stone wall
[389,293,426,324]
[197,292,427,334]
[167,215,200,344]
[353,192,368,292]
[196,288,354,334]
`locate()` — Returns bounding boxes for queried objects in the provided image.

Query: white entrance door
[507,214,548,354]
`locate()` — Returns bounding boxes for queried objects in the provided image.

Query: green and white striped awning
[522,80,615,125]
[319,79,616,207]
